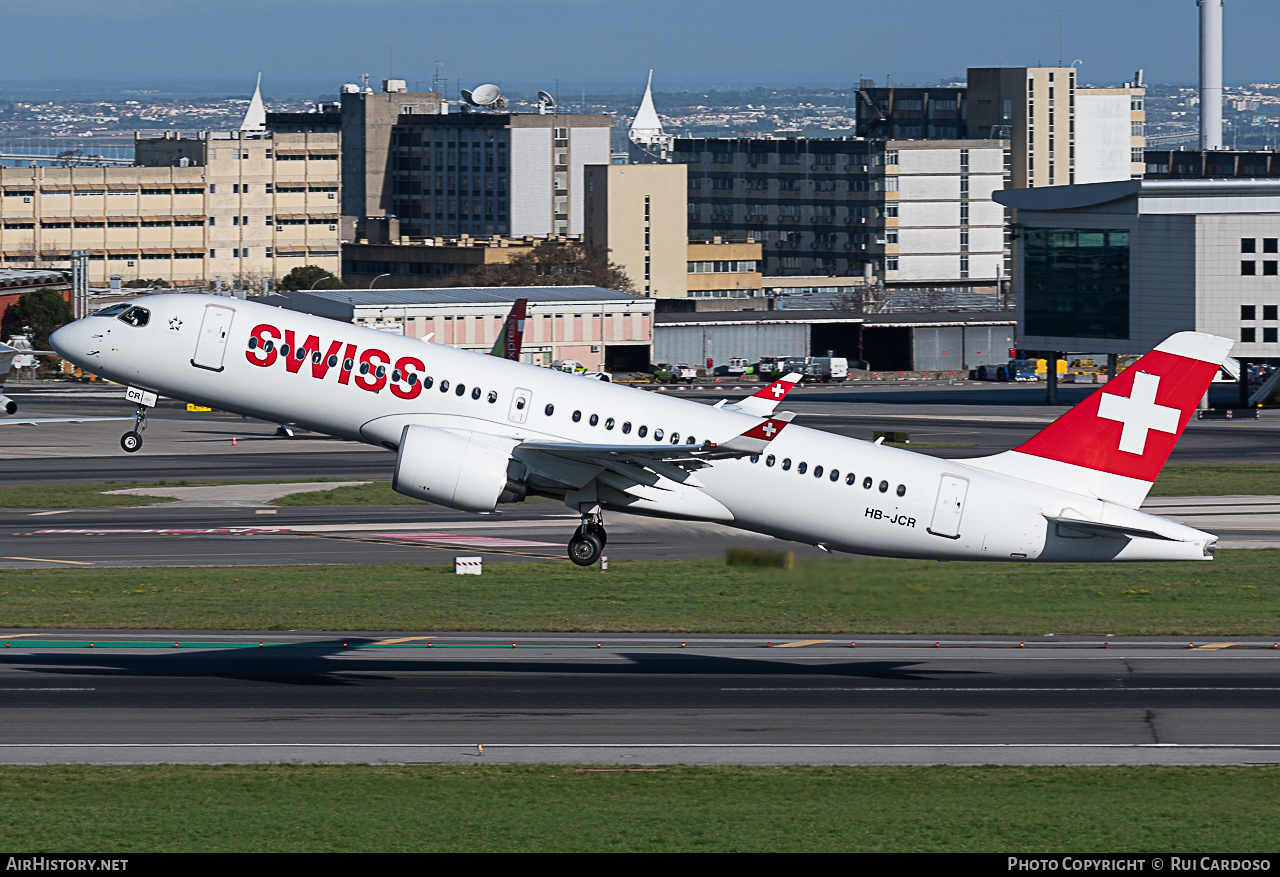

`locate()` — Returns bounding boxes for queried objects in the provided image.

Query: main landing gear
[120,404,149,453]
[568,510,607,566]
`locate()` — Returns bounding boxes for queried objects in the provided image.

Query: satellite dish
[460,89,474,105]
[470,83,501,106]
[538,91,555,107]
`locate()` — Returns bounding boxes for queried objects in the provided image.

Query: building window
[1243,261,1257,276]
[1242,327,1257,342]
[1267,328,1279,343]
[1242,238,1257,253]
[1242,305,1257,321]
[1265,305,1278,321]
[1023,228,1130,340]
[1266,262,1278,276]
[1267,239,1279,254]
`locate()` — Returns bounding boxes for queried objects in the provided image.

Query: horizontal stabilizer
[1043,515,1179,542]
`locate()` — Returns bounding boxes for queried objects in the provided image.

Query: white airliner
[46,294,1232,565]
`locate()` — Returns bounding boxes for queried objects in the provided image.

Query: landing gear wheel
[568,531,603,566]
[120,431,142,453]
[587,521,607,548]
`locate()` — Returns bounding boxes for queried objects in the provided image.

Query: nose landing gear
[120,404,149,453]
[568,509,607,567]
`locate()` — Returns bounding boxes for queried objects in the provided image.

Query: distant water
[0,143,135,168]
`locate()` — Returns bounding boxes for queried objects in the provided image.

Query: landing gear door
[927,474,969,539]
[508,387,532,424]
[192,304,235,372]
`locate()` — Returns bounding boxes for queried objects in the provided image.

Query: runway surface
[1,493,1278,569]
[1,632,1278,765]
[3,381,1278,767]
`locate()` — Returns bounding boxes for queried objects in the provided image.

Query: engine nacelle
[0,395,15,416]
[392,425,525,513]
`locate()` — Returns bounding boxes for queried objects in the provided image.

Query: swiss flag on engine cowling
[1014,333,1232,483]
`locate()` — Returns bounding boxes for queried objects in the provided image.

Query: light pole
[370,273,391,289]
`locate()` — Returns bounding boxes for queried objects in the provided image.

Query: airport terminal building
[997,179,1280,359]
[276,286,654,372]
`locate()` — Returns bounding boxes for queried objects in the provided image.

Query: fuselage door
[192,304,235,372]
[509,387,532,423]
[927,474,969,539]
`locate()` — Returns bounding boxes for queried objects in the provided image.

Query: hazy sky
[1,0,1277,97]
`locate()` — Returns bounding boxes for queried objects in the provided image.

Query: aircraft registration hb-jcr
[47,294,1234,565]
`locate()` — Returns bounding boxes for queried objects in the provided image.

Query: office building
[967,67,1145,188]
[267,81,611,240]
[673,135,1008,297]
[584,163,687,297]
[0,130,341,287]
[1143,149,1280,179]
[996,178,1280,358]
[860,68,1146,189]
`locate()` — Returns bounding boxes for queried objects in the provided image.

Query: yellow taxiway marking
[4,557,94,566]
[1193,642,1238,650]
[372,636,436,646]
[4,633,44,639]
[28,510,76,517]
[254,510,277,515]
[774,639,832,648]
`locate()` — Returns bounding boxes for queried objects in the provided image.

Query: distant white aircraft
[47,294,1232,565]
[0,338,130,426]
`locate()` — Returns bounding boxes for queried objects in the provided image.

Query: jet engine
[392,425,526,513]
[0,395,15,415]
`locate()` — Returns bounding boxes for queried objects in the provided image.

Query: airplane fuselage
[50,294,1217,563]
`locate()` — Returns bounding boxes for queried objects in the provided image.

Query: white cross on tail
[1096,371,1181,455]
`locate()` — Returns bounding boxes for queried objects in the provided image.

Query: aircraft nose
[48,322,75,357]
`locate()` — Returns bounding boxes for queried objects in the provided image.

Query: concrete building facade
[996,178,1280,359]
[674,135,1009,299]
[584,163,687,298]
[967,67,1145,190]
[268,84,611,241]
[279,285,654,371]
[0,130,341,287]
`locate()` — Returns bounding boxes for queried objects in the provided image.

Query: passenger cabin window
[545,404,555,416]
[117,307,150,327]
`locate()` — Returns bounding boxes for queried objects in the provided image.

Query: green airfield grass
[2,552,1277,634]
[1,764,1276,852]
[1148,463,1280,496]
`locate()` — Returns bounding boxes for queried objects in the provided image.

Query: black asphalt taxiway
[1,632,1278,766]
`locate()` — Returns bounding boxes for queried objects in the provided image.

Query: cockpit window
[117,307,150,327]
[93,304,131,318]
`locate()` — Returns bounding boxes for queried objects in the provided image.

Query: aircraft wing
[518,412,795,464]
[513,413,796,495]
[719,373,802,417]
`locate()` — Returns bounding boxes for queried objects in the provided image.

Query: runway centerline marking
[3,556,93,565]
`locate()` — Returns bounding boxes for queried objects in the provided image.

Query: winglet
[719,411,796,454]
[723,373,802,417]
